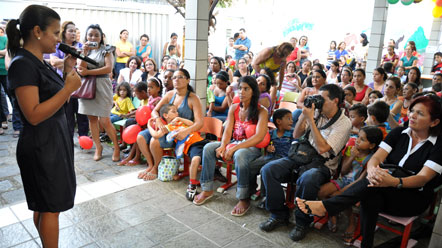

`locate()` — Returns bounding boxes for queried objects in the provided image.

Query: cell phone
[88,42,98,47]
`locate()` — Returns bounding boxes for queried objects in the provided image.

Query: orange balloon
[123,124,142,144]
[78,136,93,150]
[256,132,271,148]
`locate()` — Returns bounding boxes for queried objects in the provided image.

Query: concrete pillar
[184,0,209,111]
[365,0,389,84]
[423,18,442,75]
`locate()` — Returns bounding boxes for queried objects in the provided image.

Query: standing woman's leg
[88,115,102,161]
[38,212,60,248]
[99,116,120,161]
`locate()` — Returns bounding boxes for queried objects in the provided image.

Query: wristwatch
[396,178,403,189]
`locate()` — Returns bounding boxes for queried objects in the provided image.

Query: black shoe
[289,225,307,241]
[259,217,289,232]
[257,197,266,209]
[185,184,197,201]
[214,167,227,183]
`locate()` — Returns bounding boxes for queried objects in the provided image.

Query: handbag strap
[301,108,342,141]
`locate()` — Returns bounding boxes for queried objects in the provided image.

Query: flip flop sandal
[127,160,141,166]
[193,193,213,206]
[138,170,148,179]
[143,172,157,181]
[118,160,128,166]
[231,204,251,217]
[343,232,356,246]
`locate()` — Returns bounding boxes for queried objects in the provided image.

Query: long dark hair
[6,5,60,57]
[406,66,422,86]
[239,76,260,123]
[84,24,105,45]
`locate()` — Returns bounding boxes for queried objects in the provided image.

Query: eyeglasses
[172,75,187,80]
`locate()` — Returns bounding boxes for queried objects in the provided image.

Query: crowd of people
[2,4,442,247]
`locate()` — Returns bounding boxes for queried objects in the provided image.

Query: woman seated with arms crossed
[193,76,268,217]
[296,94,442,248]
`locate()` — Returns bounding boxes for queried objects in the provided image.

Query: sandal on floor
[138,170,148,179]
[118,160,128,166]
[328,219,338,233]
[143,172,157,181]
[296,199,313,215]
[231,204,251,217]
[193,193,213,206]
[343,232,356,245]
[13,131,19,138]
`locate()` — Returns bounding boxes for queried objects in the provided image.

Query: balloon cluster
[123,106,152,144]
[387,0,418,5]
[433,0,442,18]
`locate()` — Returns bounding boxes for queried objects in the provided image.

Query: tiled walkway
[0,123,433,247]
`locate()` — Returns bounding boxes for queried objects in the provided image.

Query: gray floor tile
[11,239,40,248]
[169,204,219,229]
[148,192,191,213]
[0,164,20,178]
[96,226,155,248]
[223,232,280,248]
[59,225,94,248]
[194,217,249,246]
[75,160,104,173]
[97,188,142,211]
[65,200,111,224]
[124,182,169,201]
[85,169,120,182]
[76,174,92,185]
[1,188,26,204]
[113,201,164,226]
[161,230,219,248]
[0,222,32,247]
[133,215,190,244]
[80,243,100,248]
[78,213,130,240]
[21,219,39,239]
[0,179,14,191]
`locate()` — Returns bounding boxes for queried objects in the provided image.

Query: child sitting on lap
[148,104,209,201]
[317,126,383,243]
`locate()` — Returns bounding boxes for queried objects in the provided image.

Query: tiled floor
[0,122,434,247]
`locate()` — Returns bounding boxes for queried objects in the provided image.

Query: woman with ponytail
[6,5,81,247]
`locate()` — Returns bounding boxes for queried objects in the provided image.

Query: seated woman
[137,68,203,180]
[381,77,403,128]
[117,56,143,90]
[351,69,372,105]
[404,66,422,92]
[257,74,273,114]
[368,67,387,95]
[141,58,160,81]
[232,57,250,86]
[399,82,418,123]
[296,94,442,248]
[280,61,302,96]
[193,76,268,217]
[207,71,231,122]
[326,61,339,85]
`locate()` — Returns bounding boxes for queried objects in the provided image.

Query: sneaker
[289,225,307,241]
[259,217,289,232]
[186,184,197,201]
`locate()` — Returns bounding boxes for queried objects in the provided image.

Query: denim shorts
[139,129,174,148]
[330,176,354,191]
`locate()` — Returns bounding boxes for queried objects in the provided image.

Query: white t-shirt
[120,68,143,86]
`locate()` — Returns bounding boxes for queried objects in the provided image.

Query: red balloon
[78,136,93,150]
[346,137,356,147]
[245,124,257,138]
[136,106,152,126]
[233,95,240,104]
[123,124,142,144]
[437,0,442,7]
[256,132,271,148]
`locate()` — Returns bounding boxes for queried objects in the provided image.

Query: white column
[365,0,388,84]
[423,18,442,75]
[184,0,209,111]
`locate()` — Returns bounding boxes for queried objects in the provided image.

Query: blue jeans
[110,114,122,123]
[200,141,262,199]
[261,157,330,226]
[0,75,22,131]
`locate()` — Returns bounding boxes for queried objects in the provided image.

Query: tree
[165,0,233,31]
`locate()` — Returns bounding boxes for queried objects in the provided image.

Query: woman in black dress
[6,5,81,247]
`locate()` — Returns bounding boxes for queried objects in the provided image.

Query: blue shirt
[234,37,251,60]
[335,49,348,60]
[270,129,294,158]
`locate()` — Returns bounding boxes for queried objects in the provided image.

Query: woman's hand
[368,167,397,187]
[174,128,190,141]
[224,147,235,161]
[215,145,226,159]
[155,118,168,133]
[77,66,89,76]
[63,54,77,72]
[170,117,182,125]
[64,69,82,93]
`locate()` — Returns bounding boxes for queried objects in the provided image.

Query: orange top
[166,121,203,155]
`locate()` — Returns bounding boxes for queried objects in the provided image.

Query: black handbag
[380,164,415,178]
[288,109,342,166]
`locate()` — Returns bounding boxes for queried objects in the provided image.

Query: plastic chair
[282,92,300,103]
[278,101,298,113]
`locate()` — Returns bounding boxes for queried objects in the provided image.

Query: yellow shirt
[115,40,133,64]
[111,95,135,115]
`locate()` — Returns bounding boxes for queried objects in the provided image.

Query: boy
[168,45,180,63]
[367,101,390,138]
[397,66,407,83]
[431,52,442,74]
[149,104,209,201]
[348,103,367,136]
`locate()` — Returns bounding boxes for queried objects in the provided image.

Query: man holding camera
[259,84,351,241]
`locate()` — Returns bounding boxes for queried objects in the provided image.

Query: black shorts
[187,139,211,160]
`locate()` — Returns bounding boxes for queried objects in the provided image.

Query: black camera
[304,95,324,110]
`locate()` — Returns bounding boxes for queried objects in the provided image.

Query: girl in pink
[147,77,162,111]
